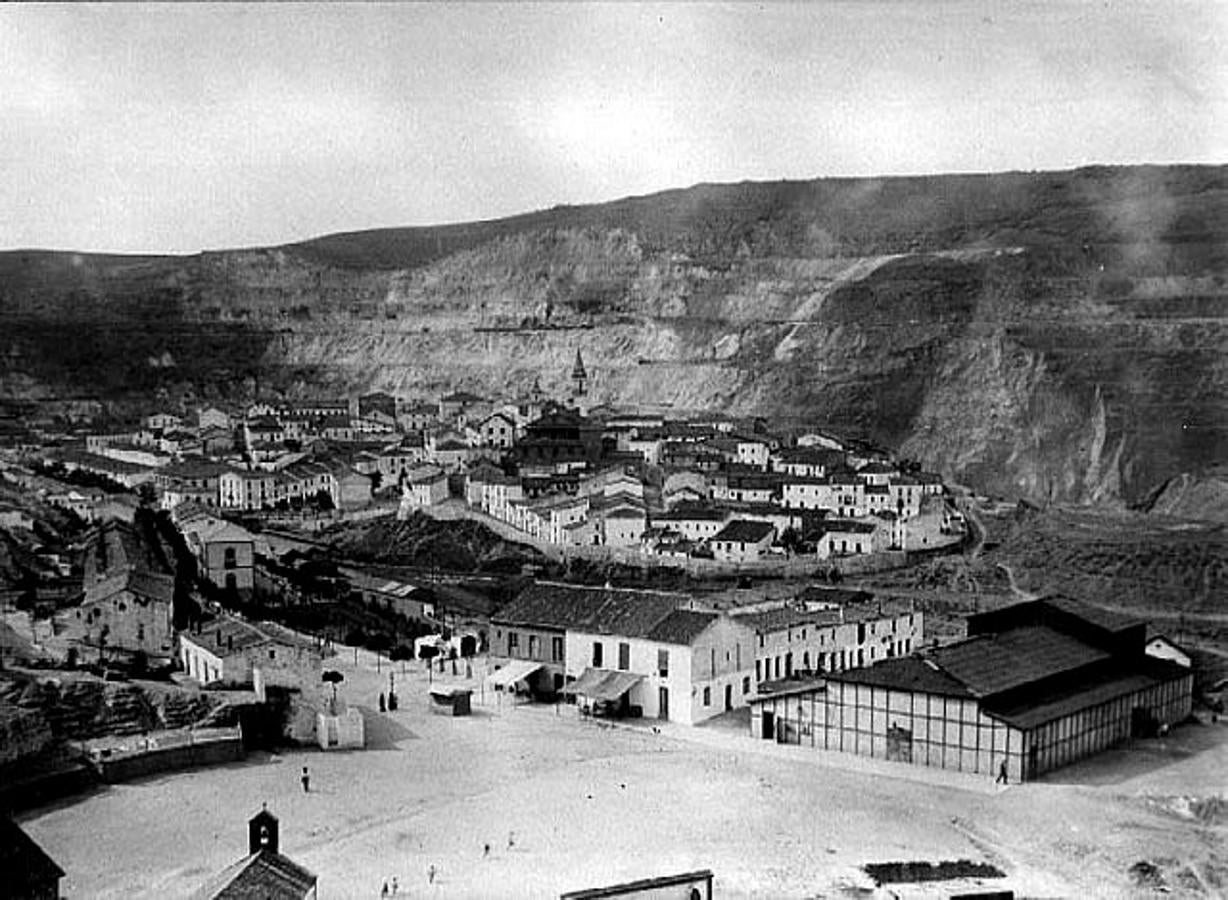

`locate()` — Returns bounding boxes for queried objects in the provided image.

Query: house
[179,615,323,696]
[515,407,604,474]
[1,817,65,900]
[197,406,231,431]
[594,503,648,548]
[709,470,781,505]
[358,391,398,420]
[157,459,234,507]
[348,570,437,626]
[770,445,845,478]
[144,412,183,431]
[430,437,473,472]
[735,435,771,470]
[733,595,922,684]
[465,464,524,517]
[563,604,755,725]
[749,596,1194,782]
[438,390,485,424]
[653,505,729,542]
[1145,634,1192,668]
[398,402,438,433]
[709,520,776,563]
[816,517,891,557]
[192,807,317,900]
[220,469,277,511]
[332,468,370,509]
[490,582,690,701]
[781,475,837,512]
[399,464,449,512]
[178,512,257,596]
[319,415,356,442]
[479,411,518,449]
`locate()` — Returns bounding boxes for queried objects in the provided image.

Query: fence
[80,726,245,783]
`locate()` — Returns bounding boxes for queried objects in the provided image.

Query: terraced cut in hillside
[2,165,1226,506]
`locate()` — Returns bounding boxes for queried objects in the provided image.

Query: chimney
[248,805,278,855]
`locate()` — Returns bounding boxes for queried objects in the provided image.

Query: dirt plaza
[19,647,1228,898]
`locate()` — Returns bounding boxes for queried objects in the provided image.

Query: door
[724,684,733,711]
[658,686,669,721]
[761,711,775,740]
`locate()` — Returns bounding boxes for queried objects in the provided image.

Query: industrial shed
[749,597,1193,781]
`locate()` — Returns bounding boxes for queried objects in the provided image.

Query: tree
[322,669,344,713]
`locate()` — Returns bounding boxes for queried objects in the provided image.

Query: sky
[1,2,1225,254]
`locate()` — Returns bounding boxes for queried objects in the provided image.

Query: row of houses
[486,582,925,726]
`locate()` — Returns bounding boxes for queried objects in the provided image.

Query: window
[658,649,669,677]
[703,687,711,706]
[592,642,603,667]
[742,676,750,694]
[617,642,630,670]
[551,636,564,662]
[268,649,276,660]
[508,631,519,654]
[528,635,540,659]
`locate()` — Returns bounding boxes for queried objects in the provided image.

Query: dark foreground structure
[1,817,65,900]
[560,869,714,900]
[750,596,1193,781]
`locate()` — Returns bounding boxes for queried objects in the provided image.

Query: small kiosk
[428,685,473,717]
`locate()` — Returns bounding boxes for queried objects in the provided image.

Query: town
[0,354,1215,898]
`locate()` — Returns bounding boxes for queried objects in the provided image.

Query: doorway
[761,710,775,740]
[658,686,669,721]
[724,684,733,711]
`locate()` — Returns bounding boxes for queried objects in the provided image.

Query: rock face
[2,165,1226,507]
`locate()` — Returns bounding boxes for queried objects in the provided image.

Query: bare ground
[17,645,1228,899]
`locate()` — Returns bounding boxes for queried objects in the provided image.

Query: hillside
[2,164,1226,506]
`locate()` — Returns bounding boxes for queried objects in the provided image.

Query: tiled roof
[494,582,689,638]
[929,626,1109,697]
[711,520,775,543]
[645,609,718,645]
[192,850,317,899]
[656,506,728,522]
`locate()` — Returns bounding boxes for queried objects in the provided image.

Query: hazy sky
[2,2,1224,253]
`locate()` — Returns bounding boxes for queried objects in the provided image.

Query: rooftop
[711,520,776,543]
[191,850,317,900]
[645,609,718,645]
[494,582,693,640]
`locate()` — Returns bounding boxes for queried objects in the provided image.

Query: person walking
[301,766,310,793]
[391,876,399,895]
[996,760,1008,785]
[427,864,437,885]
[381,880,389,897]
[483,842,491,859]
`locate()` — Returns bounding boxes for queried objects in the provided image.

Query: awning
[486,660,544,688]
[562,668,644,701]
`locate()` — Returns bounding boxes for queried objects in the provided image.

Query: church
[192,806,318,899]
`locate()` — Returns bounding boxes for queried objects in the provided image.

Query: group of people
[378,832,516,894]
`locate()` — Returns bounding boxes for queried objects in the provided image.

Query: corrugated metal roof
[930,626,1108,697]
[984,661,1188,731]
[827,656,974,697]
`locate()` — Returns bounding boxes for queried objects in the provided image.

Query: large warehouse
[749,596,1193,781]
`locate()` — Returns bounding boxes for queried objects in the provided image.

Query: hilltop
[1,164,1226,507]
